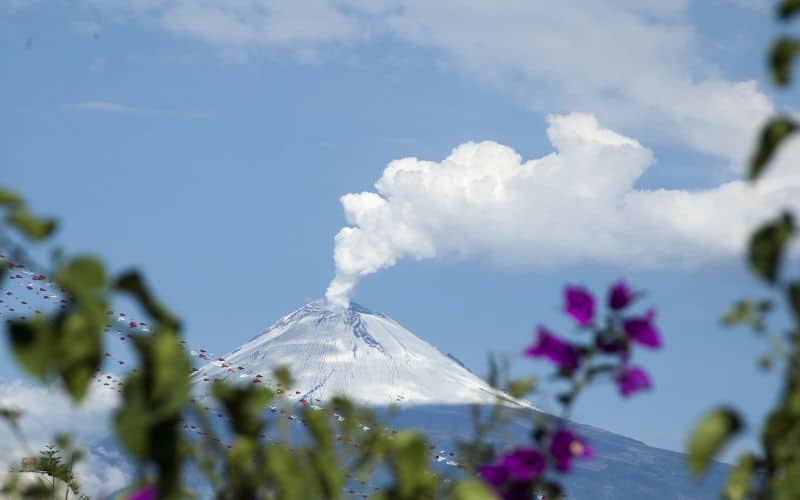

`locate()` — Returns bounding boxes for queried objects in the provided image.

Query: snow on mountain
[194,300,522,407]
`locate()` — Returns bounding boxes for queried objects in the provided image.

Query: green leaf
[770,460,800,497]
[386,431,436,499]
[0,189,23,207]
[303,408,333,450]
[487,354,500,389]
[227,436,258,477]
[114,330,191,445]
[721,299,772,331]
[779,0,800,20]
[6,208,57,241]
[212,381,271,437]
[115,270,180,330]
[749,117,798,180]
[45,257,109,401]
[58,310,103,400]
[748,213,794,283]
[770,37,800,86]
[113,372,151,458]
[723,452,756,500]
[7,312,103,401]
[721,300,752,326]
[788,284,800,324]
[113,330,190,497]
[506,378,536,399]
[758,355,773,371]
[273,365,293,388]
[7,317,56,380]
[331,396,355,417]
[264,445,307,500]
[56,257,106,304]
[54,258,108,328]
[148,329,192,416]
[687,407,743,476]
[763,410,791,458]
[301,409,344,497]
[451,478,497,500]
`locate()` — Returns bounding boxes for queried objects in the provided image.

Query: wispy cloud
[9,2,776,163]
[60,1,773,169]
[67,100,209,119]
[2,0,36,10]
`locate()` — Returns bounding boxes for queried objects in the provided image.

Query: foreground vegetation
[5,1,800,498]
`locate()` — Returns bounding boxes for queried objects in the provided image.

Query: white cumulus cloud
[364,0,773,167]
[326,113,800,307]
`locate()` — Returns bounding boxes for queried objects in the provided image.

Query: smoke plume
[326,113,799,307]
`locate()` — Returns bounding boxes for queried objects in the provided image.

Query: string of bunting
[0,256,465,492]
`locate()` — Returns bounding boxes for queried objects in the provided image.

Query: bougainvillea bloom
[549,428,593,472]
[608,280,636,310]
[524,326,580,371]
[476,471,529,500]
[127,485,156,500]
[478,448,542,500]
[477,462,508,487]
[564,286,595,325]
[500,447,545,481]
[616,365,652,397]
[623,309,662,348]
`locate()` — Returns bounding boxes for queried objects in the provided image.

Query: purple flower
[564,286,595,326]
[128,485,157,500]
[616,365,652,397]
[478,448,542,500]
[549,428,593,472]
[524,326,580,371]
[623,309,662,349]
[477,462,508,487]
[608,280,636,310]
[500,447,545,481]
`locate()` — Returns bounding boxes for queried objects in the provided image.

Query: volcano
[194,300,519,406]
[194,300,729,499]
[0,266,729,498]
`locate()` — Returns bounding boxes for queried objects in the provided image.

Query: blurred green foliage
[686,1,800,497]
[10,2,800,496]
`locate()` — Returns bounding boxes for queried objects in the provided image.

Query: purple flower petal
[477,463,508,487]
[623,309,662,349]
[524,326,580,371]
[616,365,652,397]
[608,280,636,310]
[564,286,595,326]
[549,429,593,472]
[478,449,540,500]
[499,447,545,481]
[128,485,157,500]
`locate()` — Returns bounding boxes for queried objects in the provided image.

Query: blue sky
[1,0,796,472]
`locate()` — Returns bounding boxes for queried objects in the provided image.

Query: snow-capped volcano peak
[195,300,518,406]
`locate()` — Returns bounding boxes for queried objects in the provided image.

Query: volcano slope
[194,301,726,499]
